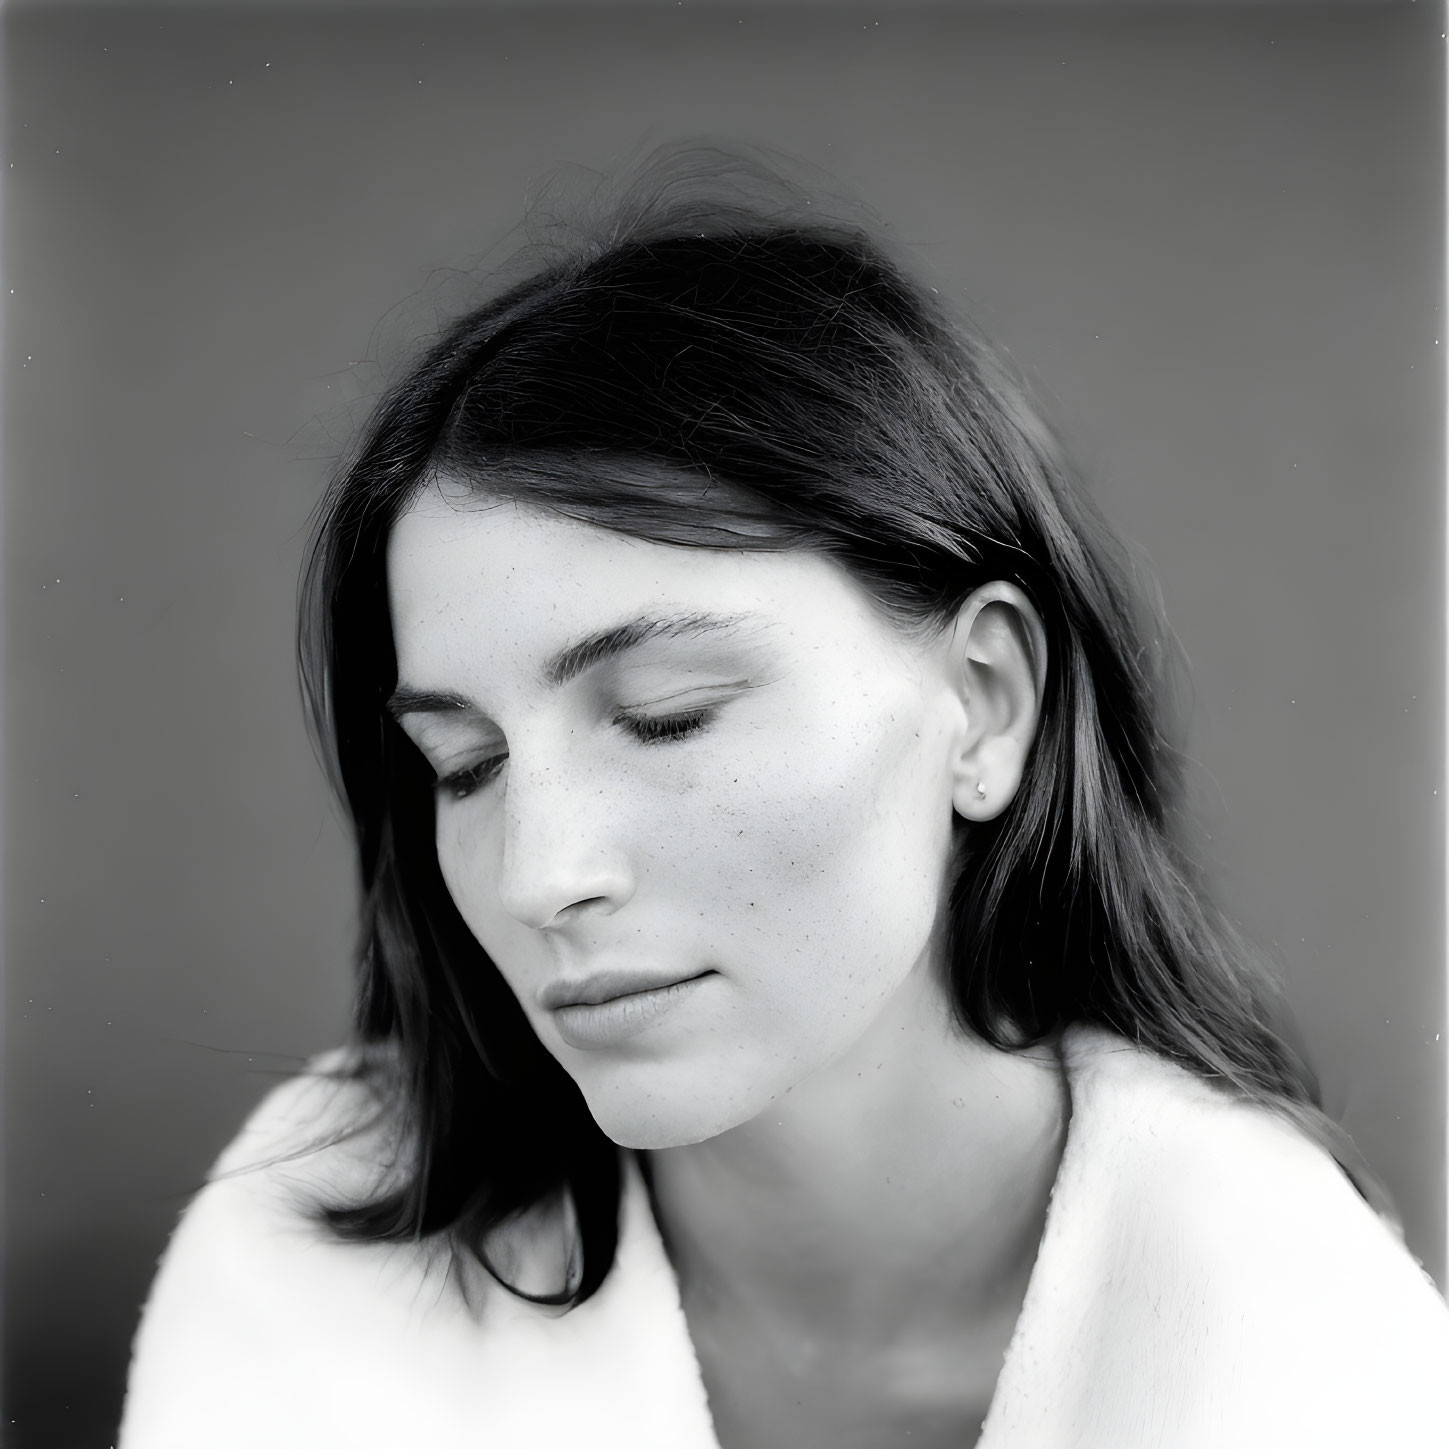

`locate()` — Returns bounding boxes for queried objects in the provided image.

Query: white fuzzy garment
[119,1026,1449,1447]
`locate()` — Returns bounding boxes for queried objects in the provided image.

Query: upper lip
[538,969,712,1011]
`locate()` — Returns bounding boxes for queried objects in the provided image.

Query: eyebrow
[385,610,754,720]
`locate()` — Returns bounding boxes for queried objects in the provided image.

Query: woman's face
[387,481,972,1149]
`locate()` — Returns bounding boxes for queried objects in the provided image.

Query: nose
[494,755,637,930]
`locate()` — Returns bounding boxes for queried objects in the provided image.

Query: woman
[120,155,1448,1447]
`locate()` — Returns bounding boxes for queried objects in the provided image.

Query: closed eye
[434,754,507,802]
[434,708,716,804]
[614,708,712,745]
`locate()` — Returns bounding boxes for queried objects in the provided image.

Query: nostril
[497,840,636,930]
[541,893,626,930]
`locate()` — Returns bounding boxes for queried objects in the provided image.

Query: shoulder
[163,1042,417,1270]
[120,1057,715,1448]
[1058,1025,1433,1290]
[118,1046,487,1447]
[1025,1025,1449,1444]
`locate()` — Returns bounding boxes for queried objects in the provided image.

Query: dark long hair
[298,152,1385,1306]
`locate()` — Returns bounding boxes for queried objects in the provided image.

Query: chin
[575,1071,764,1151]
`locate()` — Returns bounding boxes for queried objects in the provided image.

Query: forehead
[386,483,892,663]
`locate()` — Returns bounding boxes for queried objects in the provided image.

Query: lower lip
[552,974,712,1051]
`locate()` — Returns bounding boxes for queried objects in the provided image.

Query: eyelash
[432,708,714,803]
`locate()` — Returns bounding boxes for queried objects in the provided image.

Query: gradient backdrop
[5,2,1444,1444]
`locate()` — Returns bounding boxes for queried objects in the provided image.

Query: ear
[945,581,1047,822]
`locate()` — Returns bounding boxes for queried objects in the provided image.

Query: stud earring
[975,782,987,800]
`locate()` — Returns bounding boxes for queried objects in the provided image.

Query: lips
[540,969,717,1051]
[538,968,713,1011]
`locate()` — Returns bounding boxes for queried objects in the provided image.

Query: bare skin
[388,490,1068,1444]
[646,975,1069,1449]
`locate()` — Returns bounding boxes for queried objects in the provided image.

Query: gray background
[5,2,1444,1444]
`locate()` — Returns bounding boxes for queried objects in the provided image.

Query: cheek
[435,812,487,915]
[698,703,955,974]
[434,816,536,985]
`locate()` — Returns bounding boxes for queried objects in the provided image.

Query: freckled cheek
[692,712,937,902]
[681,722,947,1058]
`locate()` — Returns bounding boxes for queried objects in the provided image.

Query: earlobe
[952,735,1030,821]
[946,582,1047,823]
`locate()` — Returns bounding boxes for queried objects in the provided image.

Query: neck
[643,962,1070,1341]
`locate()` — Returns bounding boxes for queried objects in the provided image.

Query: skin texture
[388,480,1069,1447]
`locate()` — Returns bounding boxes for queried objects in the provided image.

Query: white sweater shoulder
[981,1028,1449,1448]
[121,1029,1449,1449]
[117,1051,718,1449]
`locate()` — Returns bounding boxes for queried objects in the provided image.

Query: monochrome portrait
[6,3,1445,1444]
